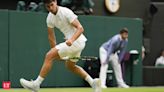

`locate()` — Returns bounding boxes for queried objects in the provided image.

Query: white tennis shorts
[56,40,86,62]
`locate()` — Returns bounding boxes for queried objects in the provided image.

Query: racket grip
[62,56,69,60]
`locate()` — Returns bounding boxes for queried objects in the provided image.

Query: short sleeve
[65,8,78,23]
[46,13,55,28]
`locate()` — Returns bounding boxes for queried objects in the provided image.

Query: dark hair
[160,49,164,55]
[120,28,128,34]
[156,49,164,58]
[43,0,56,4]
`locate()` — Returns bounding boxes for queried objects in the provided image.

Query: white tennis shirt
[46,6,87,42]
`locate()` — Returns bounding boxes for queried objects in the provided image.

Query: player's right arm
[47,27,56,48]
[46,13,56,48]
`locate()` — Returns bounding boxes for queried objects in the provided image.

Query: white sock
[34,76,44,85]
[85,75,94,86]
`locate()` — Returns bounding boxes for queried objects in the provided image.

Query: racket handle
[62,56,69,60]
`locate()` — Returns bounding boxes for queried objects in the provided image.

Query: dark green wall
[9,11,49,87]
[0,10,9,87]
[0,10,142,87]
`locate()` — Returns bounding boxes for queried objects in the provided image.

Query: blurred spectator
[155,50,164,67]
[37,2,48,12]
[70,0,85,14]
[16,0,48,13]
[60,0,94,15]
[60,0,73,8]
[27,2,38,11]
[142,46,145,60]
[83,0,94,14]
[16,1,26,11]
[16,0,94,14]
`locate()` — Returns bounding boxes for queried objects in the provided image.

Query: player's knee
[46,48,60,60]
[45,52,54,61]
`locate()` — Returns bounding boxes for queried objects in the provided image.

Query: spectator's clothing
[102,34,128,63]
[155,56,164,66]
[99,34,128,87]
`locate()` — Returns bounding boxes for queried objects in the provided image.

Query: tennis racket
[62,56,98,61]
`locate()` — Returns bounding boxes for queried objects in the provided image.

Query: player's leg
[64,40,101,92]
[39,47,60,78]
[20,47,60,92]
[64,46,94,86]
[65,61,101,92]
[110,53,129,88]
[65,61,92,84]
[99,47,108,88]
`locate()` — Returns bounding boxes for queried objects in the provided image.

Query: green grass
[0,87,164,92]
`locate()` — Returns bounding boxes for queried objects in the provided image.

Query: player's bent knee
[45,48,59,61]
[45,52,53,60]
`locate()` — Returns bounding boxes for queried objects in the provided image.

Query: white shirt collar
[51,6,60,17]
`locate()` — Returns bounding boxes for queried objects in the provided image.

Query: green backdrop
[0,10,9,87]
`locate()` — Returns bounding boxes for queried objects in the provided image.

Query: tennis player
[20,0,101,92]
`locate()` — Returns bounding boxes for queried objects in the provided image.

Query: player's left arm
[66,19,84,46]
[118,41,128,63]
